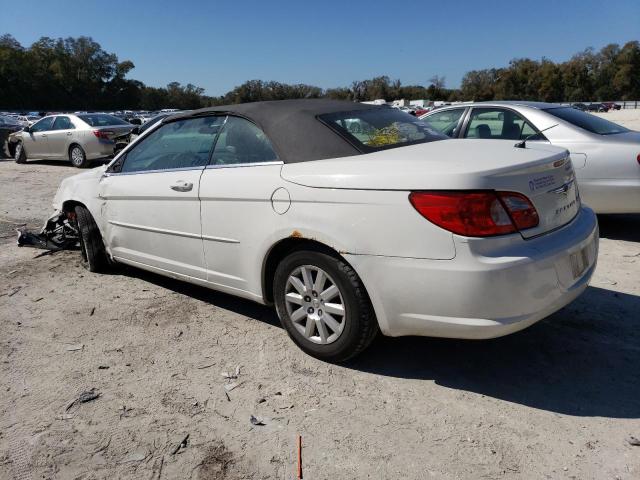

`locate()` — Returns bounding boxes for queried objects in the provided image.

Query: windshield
[319,108,447,152]
[543,107,628,135]
[77,113,131,127]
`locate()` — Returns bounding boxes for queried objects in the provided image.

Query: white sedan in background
[420,101,640,213]
[46,100,598,361]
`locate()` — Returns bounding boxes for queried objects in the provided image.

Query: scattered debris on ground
[64,388,101,413]
[172,434,190,455]
[627,436,640,446]
[250,415,266,426]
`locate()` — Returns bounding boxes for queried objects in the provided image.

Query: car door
[199,116,283,297]
[47,116,75,159]
[422,108,467,137]
[23,116,54,157]
[99,115,225,280]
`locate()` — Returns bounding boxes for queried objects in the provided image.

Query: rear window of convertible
[319,108,447,152]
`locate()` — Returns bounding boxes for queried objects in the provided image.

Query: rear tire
[14,141,26,164]
[69,145,88,168]
[75,206,108,272]
[274,250,378,362]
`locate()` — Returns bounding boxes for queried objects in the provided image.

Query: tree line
[1,34,638,111]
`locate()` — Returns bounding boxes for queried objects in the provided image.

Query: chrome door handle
[66,132,72,136]
[170,181,193,192]
[40,134,47,137]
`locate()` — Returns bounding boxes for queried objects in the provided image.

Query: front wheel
[14,142,26,163]
[274,250,378,362]
[69,145,88,168]
[75,206,108,272]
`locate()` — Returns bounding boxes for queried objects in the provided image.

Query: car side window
[423,109,465,137]
[30,117,54,133]
[465,108,538,140]
[120,116,225,173]
[211,116,278,166]
[52,116,74,130]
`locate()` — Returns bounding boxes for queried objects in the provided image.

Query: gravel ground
[1,115,639,479]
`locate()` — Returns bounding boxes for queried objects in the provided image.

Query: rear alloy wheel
[14,142,26,164]
[69,145,87,168]
[274,250,378,362]
[75,206,108,272]
[285,265,346,345]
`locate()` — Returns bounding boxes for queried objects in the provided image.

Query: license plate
[570,246,590,279]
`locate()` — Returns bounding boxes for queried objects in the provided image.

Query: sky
[1,0,638,96]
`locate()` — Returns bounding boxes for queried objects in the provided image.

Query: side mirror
[23,126,31,133]
[129,118,142,125]
[131,126,140,135]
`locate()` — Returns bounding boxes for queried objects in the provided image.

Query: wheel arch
[261,237,357,305]
[68,142,83,156]
[61,199,87,215]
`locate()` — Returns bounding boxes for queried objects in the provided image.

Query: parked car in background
[586,103,608,113]
[47,99,597,361]
[125,111,185,144]
[420,101,640,213]
[602,102,621,111]
[11,115,31,127]
[0,115,25,158]
[572,103,588,111]
[9,113,134,167]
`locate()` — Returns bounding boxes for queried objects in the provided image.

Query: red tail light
[637,153,640,166]
[93,130,110,139]
[409,191,539,237]
[496,192,539,230]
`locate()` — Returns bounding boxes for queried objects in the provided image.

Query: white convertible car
[47,100,598,361]
[420,101,640,214]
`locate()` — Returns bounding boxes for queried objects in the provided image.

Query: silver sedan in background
[420,101,640,213]
[9,113,133,168]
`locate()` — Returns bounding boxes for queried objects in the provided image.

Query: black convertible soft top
[166,99,383,163]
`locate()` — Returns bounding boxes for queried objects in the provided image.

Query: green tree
[460,69,499,100]
[612,41,640,100]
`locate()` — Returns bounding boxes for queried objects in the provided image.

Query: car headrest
[475,124,491,138]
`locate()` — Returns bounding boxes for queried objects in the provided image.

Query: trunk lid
[281,139,580,238]
[486,152,579,238]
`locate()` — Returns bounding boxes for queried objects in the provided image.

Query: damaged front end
[17,211,79,251]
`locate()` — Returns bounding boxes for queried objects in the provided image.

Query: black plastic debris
[17,212,78,251]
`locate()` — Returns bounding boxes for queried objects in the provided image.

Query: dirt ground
[1,116,640,479]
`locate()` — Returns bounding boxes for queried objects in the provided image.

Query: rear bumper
[346,207,598,339]
[85,139,117,160]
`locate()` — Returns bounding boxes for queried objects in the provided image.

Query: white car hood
[281,139,568,191]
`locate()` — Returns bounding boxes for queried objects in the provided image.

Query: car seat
[475,124,492,138]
